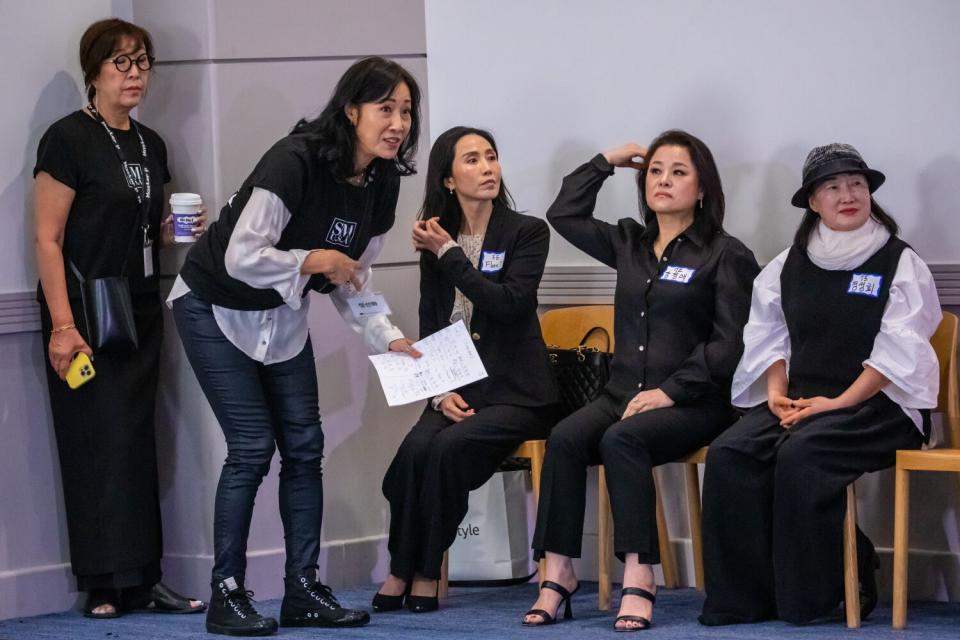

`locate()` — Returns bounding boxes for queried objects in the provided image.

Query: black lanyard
[86,103,152,244]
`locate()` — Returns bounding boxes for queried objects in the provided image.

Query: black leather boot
[280,575,370,627]
[206,577,278,637]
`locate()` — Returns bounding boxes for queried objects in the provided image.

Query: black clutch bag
[548,327,612,418]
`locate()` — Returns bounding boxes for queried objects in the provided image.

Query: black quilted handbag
[548,327,612,418]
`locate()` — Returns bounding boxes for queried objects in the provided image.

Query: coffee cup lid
[170,192,202,205]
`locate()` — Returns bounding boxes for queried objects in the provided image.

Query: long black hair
[292,56,421,179]
[793,196,899,251]
[636,129,725,237]
[418,126,514,235]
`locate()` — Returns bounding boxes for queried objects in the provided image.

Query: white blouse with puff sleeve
[731,245,942,432]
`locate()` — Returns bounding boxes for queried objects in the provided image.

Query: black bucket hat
[791,143,886,208]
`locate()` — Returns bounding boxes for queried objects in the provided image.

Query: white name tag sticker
[480,251,505,273]
[347,292,391,319]
[847,273,883,298]
[659,265,696,284]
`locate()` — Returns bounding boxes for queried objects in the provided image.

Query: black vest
[780,236,907,398]
[180,136,398,311]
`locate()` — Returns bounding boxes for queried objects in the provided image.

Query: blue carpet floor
[1,582,958,639]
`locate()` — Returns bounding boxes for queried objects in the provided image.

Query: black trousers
[382,404,552,580]
[532,392,735,563]
[699,396,923,625]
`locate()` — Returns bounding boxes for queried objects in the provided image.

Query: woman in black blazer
[373,126,558,614]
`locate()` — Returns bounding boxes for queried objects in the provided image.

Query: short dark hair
[636,129,725,237]
[418,126,515,234]
[793,195,899,250]
[80,18,154,103]
[292,56,421,180]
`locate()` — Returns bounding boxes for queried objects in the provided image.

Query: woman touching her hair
[524,130,758,631]
[373,126,558,614]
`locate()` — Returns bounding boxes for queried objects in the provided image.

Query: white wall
[426,0,960,600]
[425,0,960,266]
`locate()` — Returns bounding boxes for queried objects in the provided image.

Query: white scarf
[806,216,891,271]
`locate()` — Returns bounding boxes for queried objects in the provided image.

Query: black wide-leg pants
[382,404,552,581]
[532,392,735,563]
[699,396,923,625]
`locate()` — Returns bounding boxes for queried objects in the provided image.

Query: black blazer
[419,204,559,409]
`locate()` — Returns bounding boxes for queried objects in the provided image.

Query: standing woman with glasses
[170,56,422,636]
[34,18,205,619]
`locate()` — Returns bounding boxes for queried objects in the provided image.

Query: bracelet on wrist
[51,323,76,334]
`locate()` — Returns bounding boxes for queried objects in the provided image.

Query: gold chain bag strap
[547,326,612,418]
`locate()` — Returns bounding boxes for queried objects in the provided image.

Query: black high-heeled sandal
[522,580,580,626]
[614,586,656,632]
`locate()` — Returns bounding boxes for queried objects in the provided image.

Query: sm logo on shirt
[326,218,358,247]
[122,162,144,190]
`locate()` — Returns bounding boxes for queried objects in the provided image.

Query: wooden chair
[438,305,613,599]
[890,311,960,629]
[438,439,546,598]
[542,306,699,608]
[840,311,958,629]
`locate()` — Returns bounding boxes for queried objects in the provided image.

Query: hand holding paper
[369,321,488,406]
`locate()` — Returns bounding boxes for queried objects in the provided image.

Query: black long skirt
[40,292,164,590]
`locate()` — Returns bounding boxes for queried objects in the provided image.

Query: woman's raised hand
[412,217,454,255]
[602,143,647,170]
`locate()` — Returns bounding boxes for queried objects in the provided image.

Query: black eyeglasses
[109,53,155,72]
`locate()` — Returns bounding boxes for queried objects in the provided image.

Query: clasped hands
[769,391,842,428]
[301,249,421,359]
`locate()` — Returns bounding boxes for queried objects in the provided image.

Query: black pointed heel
[615,586,656,632]
[372,591,405,613]
[521,580,580,626]
[406,581,439,614]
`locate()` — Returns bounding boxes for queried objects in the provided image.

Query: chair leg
[598,465,613,610]
[892,466,910,629]
[527,441,547,586]
[684,462,704,591]
[843,484,860,629]
[655,469,679,589]
[439,550,449,600]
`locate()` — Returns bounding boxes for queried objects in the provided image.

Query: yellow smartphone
[66,352,96,389]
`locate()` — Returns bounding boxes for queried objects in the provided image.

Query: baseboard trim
[0,535,391,620]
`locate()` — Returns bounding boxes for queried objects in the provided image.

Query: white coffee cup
[169,192,203,243]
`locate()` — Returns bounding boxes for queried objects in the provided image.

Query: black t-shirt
[180,133,400,310]
[34,110,171,299]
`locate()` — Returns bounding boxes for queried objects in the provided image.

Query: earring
[698,196,704,209]
[448,187,454,195]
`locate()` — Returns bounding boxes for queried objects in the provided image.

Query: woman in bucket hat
[698,143,942,625]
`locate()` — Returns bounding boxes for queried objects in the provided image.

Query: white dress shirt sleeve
[328,234,406,354]
[731,249,792,408]
[223,187,313,310]
[865,249,942,410]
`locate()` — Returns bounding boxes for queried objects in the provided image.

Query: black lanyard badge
[87,103,154,276]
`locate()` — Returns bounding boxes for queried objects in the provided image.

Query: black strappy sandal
[522,580,580,626]
[614,586,656,632]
